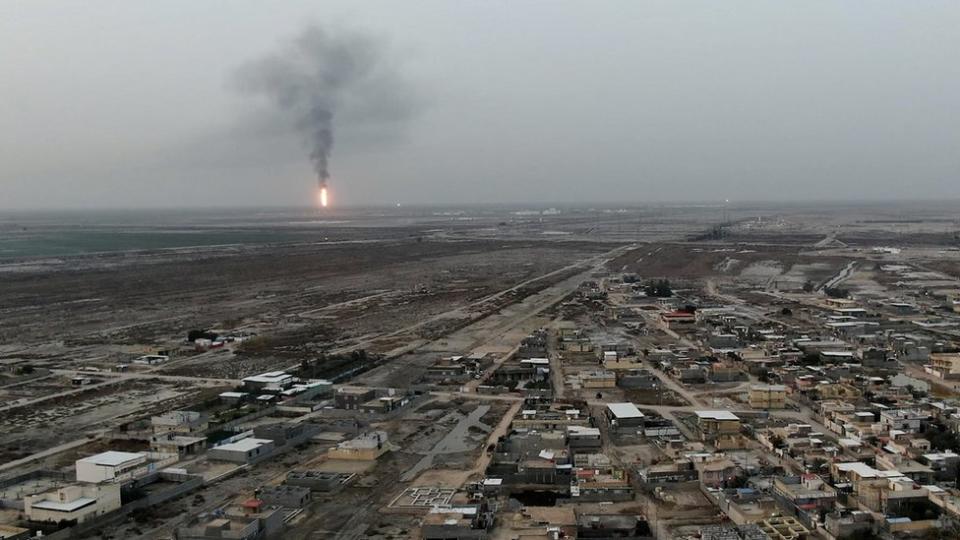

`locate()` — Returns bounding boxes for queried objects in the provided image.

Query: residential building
[772,474,837,513]
[573,474,632,503]
[567,425,602,450]
[930,353,960,379]
[151,433,206,456]
[638,460,699,484]
[617,369,659,389]
[879,408,925,433]
[75,451,148,484]
[919,451,960,481]
[694,411,742,448]
[241,371,294,392]
[708,361,745,382]
[862,348,896,369]
[697,458,739,487]
[258,485,311,508]
[579,370,616,389]
[208,438,275,464]
[151,410,208,435]
[327,431,389,461]
[25,482,121,524]
[605,403,645,429]
[177,506,283,540]
[576,513,652,539]
[335,387,376,410]
[748,384,787,409]
[253,422,311,449]
[285,471,352,492]
[134,354,169,365]
[661,311,696,329]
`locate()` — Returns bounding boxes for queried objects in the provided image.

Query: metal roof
[695,410,740,421]
[606,402,644,419]
[215,438,273,452]
[77,451,145,467]
[31,497,97,512]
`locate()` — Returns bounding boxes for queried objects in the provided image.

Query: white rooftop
[242,371,292,384]
[750,384,786,391]
[77,451,146,467]
[31,497,97,512]
[835,462,904,479]
[216,438,273,453]
[567,425,601,437]
[338,431,387,449]
[695,410,740,421]
[607,402,644,419]
[924,451,960,461]
[521,358,550,365]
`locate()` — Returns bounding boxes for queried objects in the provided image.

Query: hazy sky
[2,1,959,208]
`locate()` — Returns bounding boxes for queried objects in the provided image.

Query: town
[3,204,960,540]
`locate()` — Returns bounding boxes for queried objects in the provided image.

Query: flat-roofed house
[605,403,645,428]
[749,384,787,409]
[242,371,294,392]
[930,353,960,379]
[25,483,121,524]
[75,451,148,484]
[695,411,742,449]
[208,438,275,464]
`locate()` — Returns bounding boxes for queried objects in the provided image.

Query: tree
[824,287,849,299]
[644,279,673,298]
[924,421,960,453]
[187,329,218,342]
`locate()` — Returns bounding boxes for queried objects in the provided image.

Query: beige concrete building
[75,451,147,484]
[25,483,121,524]
[748,384,787,409]
[327,431,389,461]
[695,410,743,449]
[151,410,208,434]
[579,370,616,388]
[930,353,960,379]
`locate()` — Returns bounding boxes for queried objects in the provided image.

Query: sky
[1,1,959,209]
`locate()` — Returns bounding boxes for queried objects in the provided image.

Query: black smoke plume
[235,24,417,185]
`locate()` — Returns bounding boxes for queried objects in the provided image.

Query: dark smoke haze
[234,24,417,184]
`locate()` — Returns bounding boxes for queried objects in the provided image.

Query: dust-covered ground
[0,238,608,363]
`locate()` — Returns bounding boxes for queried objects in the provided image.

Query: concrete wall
[30,474,203,540]
[259,486,311,508]
[26,483,121,525]
[208,441,275,464]
[213,405,277,432]
[0,470,71,509]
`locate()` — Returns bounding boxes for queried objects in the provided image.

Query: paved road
[639,358,704,407]
[51,369,240,385]
[0,376,125,413]
[0,431,106,473]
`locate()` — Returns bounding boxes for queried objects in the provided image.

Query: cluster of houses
[530,269,960,539]
[0,364,418,539]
